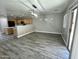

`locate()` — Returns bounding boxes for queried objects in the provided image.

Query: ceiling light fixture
[31,11,38,17]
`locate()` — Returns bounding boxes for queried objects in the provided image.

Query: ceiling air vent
[32,4,37,9]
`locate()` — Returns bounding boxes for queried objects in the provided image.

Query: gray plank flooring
[0,32,69,59]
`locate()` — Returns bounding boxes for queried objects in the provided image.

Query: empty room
[0,0,78,59]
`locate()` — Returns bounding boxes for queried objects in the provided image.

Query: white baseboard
[61,34,67,46]
[17,30,62,38]
[17,31,34,38]
[35,30,62,34]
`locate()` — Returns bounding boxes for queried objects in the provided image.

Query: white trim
[68,0,77,10]
[61,34,67,46]
[67,1,78,12]
[35,30,62,34]
[17,31,34,38]
[16,30,62,38]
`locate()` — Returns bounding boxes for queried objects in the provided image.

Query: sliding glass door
[68,7,78,51]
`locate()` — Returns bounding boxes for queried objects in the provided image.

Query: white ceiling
[0,0,72,17]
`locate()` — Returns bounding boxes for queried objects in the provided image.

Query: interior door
[68,8,78,51]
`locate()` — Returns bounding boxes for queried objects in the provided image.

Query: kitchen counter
[16,25,34,38]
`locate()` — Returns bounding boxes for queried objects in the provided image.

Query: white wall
[0,4,8,33]
[0,17,8,33]
[0,5,7,17]
[33,13,63,34]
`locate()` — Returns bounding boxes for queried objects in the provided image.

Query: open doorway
[68,7,78,51]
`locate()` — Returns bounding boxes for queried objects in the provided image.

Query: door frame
[67,6,78,52]
[69,8,78,59]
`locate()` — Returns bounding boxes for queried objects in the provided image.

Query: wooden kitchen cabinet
[4,27,16,35]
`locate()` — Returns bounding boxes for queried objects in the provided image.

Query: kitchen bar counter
[16,25,34,38]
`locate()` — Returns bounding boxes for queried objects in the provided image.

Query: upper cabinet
[8,17,32,27]
[17,18,32,25]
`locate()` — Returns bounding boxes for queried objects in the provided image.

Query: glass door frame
[67,7,78,52]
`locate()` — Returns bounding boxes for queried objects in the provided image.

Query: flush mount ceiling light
[29,10,38,17]
[31,11,38,17]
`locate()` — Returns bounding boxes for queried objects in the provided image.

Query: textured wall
[33,13,63,34]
